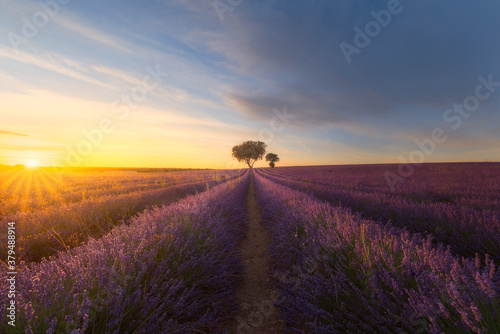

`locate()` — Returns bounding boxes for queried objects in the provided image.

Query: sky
[1,0,499,168]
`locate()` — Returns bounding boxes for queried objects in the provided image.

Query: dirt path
[228,172,284,334]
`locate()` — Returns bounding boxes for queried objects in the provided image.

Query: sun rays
[0,168,66,213]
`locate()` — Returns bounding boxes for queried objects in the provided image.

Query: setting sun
[26,159,39,169]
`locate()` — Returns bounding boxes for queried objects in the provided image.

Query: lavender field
[1,163,499,333]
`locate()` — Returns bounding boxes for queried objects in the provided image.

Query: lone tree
[232,140,267,168]
[265,153,280,168]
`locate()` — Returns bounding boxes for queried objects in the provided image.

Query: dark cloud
[210,0,500,126]
[0,130,28,136]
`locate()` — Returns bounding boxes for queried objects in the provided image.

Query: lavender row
[256,169,500,262]
[259,163,500,206]
[0,170,226,216]
[253,172,500,333]
[0,170,250,333]
[0,170,245,263]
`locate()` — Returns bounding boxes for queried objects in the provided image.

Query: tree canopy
[232,141,267,168]
[265,153,280,168]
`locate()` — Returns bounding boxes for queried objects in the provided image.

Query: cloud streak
[0,130,29,136]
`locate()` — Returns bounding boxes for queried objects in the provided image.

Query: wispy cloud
[297,141,311,153]
[0,48,113,90]
[0,130,28,136]
[53,14,132,53]
[92,65,147,87]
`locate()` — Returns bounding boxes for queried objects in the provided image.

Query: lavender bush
[253,171,500,333]
[0,170,249,333]
[257,167,500,262]
[0,170,243,262]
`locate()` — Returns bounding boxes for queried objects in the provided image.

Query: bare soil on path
[227,172,284,333]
